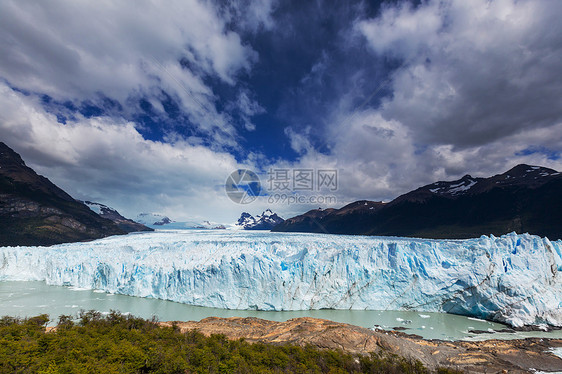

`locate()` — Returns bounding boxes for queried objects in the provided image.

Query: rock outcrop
[163,316,562,373]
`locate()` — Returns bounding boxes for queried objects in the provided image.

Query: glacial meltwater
[2,280,562,341]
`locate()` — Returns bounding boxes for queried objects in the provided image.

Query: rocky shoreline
[161,316,562,374]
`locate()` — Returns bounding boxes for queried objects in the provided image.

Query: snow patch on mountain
[83,201,103,215]
[428,177,478,196]
[81,201,152,233]
[83,201,127,219]
[448,179,477,194]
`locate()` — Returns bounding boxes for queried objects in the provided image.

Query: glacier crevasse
[1,230,561,328]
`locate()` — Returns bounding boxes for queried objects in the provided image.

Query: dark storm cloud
[358,0,562,149]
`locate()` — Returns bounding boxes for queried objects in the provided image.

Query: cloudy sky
[1,0,562,223]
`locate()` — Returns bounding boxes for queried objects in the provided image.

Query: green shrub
[0,311,462,374]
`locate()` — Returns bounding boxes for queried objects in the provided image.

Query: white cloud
[224,0,277,34]
[234,90,265,131]
[0,82,251,222]
[0,0,261,145]
[357,1,442,59]
[284,127,314,155]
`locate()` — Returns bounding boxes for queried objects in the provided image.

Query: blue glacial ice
[1,230,561,328]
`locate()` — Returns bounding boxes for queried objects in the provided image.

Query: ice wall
[1,230,561,328]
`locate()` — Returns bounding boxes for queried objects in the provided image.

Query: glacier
[1,230,561,328]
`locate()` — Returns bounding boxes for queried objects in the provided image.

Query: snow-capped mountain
[237,212,254,227]
[417,164,561,198]
[1,230,561,329]
[275,164,562,239]
[196,220,226,230]
[135,213,174,226]
[235,209,284,230]
[83,201,152,233]
[135,213,225,230]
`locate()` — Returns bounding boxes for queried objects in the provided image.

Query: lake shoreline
[4,280,562,342]
[162,315,562,373]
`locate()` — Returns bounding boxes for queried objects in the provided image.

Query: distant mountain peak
[135,212,225,230]
[237,212,254,227]
[82,201,152,233]
[501,164,559,178]
[135,212,174,226]
[419,164,561,199]
[235,210,284,230]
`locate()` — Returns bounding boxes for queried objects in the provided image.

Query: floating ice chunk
[550,347,562,359]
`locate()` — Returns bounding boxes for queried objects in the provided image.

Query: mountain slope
[273,164,562,239]
[82,201,152,233]
[0,142,126,246]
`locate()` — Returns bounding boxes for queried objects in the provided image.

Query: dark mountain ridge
[273,164,562,239]
[0,142,141,246]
